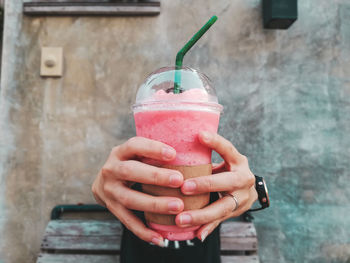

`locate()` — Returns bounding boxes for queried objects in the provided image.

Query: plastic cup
[133,67,223,241]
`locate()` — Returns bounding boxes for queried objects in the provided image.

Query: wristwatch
[248,175,270,212]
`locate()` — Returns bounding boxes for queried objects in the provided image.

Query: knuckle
[127,137,138,147]
[101,166,113,181]
[118,193,130,207]
[117,161,132,179]
[240,155,248,163]
[232,173,244,189]
[247,172,255,187]
[228,144,236,153]
[150,198,160,213]
[208,177,214,192]
[203,176,213,192]
[121,138,134,152]
[102,183,111,197]
[150,169,161,185]
[111,146,120,155]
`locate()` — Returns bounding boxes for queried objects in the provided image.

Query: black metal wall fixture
[263,0,298,29]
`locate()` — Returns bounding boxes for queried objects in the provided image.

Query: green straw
[174,15,218,94]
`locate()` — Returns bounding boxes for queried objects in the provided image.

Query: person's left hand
[175,131,258,242]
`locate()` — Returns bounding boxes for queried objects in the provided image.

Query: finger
[115,137,176,162]
[175,193,249,227]
[105,182,184,214]
[103,160,183,188]
[106,200,164,247]
[175,198,231,227]
[181,171,255,195]
[198,132,246,165]
[92,190,106,207]
[196,219,222,242]
[91,178,107,206]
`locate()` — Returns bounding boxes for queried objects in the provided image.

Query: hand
[92,137,185,246]
[175,131,258,241]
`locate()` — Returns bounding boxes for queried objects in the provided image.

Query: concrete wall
[1,0,350,262]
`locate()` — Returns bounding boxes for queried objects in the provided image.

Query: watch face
[262,178,270,207]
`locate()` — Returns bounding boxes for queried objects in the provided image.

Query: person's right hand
[92,137,184,247]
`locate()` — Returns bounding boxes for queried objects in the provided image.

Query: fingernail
[151,237,164,247]
[169,174,182,187]
[162,147,175,160]
[168,200,181,212]
[183,180,196,192]
[201,230,209,242]
[179,214,192,225]
[201,131,212,142]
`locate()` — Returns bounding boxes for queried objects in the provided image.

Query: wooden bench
[36,205,259,263]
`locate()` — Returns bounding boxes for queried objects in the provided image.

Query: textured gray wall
[1,0,350,262]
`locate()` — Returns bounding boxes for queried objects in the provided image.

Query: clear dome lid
[133,67,222,113]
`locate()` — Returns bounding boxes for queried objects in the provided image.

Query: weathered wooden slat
[37,254,259,263]
[44,220,255,238]
[221,237,258,252]
[23,1,160,16]
[42,235,257,253]
[45,220,122,236]
[37,253,120,263]
[42,235,121,252]
[220,221,257,238]
[41,219,257,253]
[36,253,259,263]
[221,255,259,263]
[220,221,258,252]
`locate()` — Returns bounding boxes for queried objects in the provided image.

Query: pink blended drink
[133,67,222,241]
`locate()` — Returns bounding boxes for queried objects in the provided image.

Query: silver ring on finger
[223,193,239,212]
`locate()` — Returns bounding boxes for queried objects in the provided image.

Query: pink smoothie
[134,109,219,165]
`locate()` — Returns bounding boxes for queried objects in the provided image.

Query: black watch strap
[248,175,270,212]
